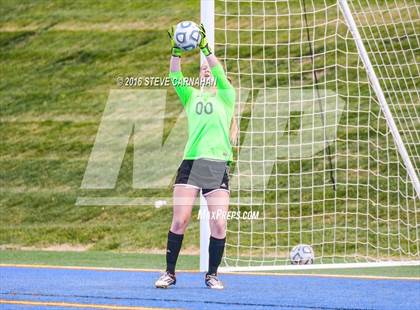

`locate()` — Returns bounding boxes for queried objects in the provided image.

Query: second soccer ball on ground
[290,244,315,265]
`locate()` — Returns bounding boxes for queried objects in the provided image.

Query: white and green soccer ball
[290,244,314,265]
[174,21,201,51]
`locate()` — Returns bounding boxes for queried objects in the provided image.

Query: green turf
[1,250,419,278]
[1,0,419,265]
[0,249,198,271]
[0,0,201,251]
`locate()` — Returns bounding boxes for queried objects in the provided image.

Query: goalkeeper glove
[199,23,212,56]
[168,25,182,57]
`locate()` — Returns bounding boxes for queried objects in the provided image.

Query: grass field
[1,0,419,268]
[0,0,201,252]
[1,249,419,278]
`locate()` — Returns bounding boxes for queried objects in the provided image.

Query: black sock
[166,230,184,275]
[208,236,226,275]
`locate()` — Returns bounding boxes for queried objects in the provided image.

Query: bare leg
[162,185,199,278]
[170,185,199,234]
[205,190,230,238]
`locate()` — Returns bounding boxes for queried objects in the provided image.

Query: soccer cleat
[205,273,224,290]
[155,271,176,288]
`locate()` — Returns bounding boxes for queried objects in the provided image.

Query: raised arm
[170,56,181,72]
[198,24,235,105]
[207,55,233,91]
[198,24,231,88]
[168,26,182,72]
[168,26,193,106]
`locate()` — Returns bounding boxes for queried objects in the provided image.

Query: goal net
[214,0,420,269]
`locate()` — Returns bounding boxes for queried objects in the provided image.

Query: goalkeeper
[155,24,237,290]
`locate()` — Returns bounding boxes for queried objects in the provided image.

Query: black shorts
[174,158,230,196]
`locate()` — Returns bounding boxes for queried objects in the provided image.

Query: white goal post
[199,0,215,272]
[339,0,420,198]
[201,0,420,271]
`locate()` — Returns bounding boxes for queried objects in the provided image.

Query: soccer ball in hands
[290,244,314,265]
[174,21,201,51]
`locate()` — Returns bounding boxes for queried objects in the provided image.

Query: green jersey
[170,64,235,161]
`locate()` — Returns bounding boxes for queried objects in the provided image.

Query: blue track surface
[0,266,419,310]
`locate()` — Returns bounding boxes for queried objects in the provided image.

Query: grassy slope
[0,0,418,265]
[0,0,200,251]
